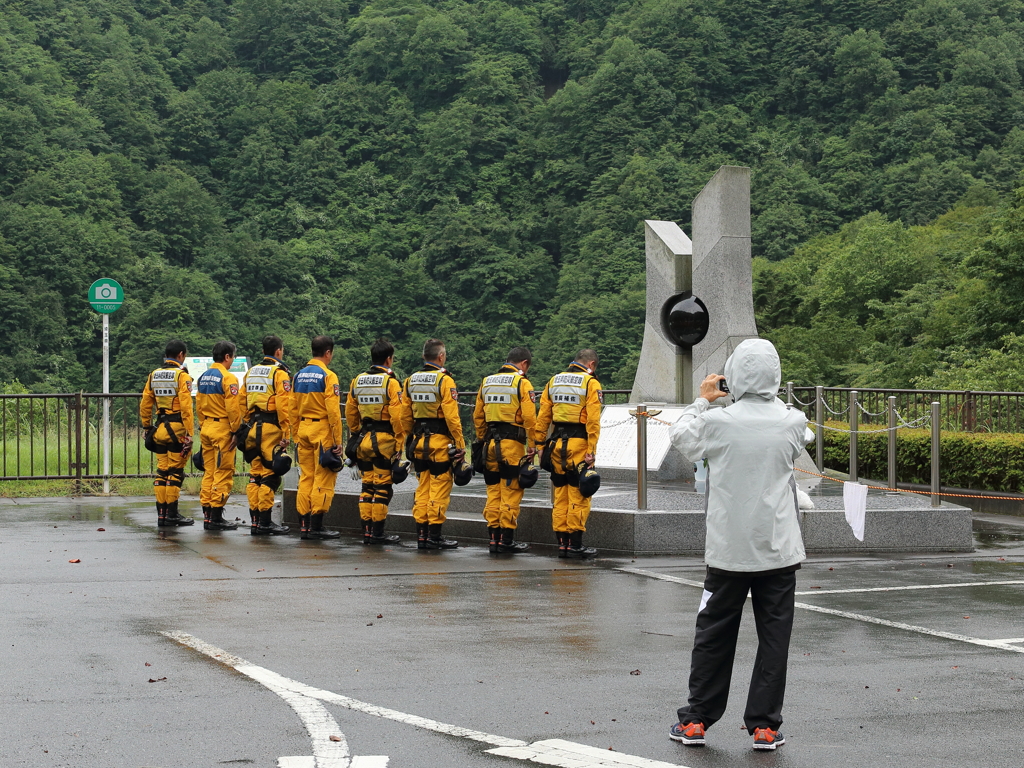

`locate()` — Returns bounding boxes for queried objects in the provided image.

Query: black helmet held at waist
[577,461,601,498]
[518,455,539,489]
[392,458,410,484]
[319,446,344,472]
[453,459,475,486]
[271,447,292,476]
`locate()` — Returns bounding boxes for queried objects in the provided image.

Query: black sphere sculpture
[660,292,709,349]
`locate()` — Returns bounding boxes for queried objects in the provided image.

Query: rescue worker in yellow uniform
[241,335,291,536]
[140,339,195,527]
[473,346,537,554]
[292,335,343,540]
[535,349,602,558]
[345,338,406,545]
[196,341,243,531]
[399,338,465,550]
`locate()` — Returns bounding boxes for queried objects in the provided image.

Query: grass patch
[0,475,251,498]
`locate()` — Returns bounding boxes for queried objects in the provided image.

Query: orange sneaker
[752,727,785,750]
[669,721,706,746]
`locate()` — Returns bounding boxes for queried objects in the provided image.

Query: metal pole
[786,381,794,406]
[887,396,897,489]
[74,391,83,496]
[102,314,110,494]
[815,386,824,472]
[636,403,648,510]
[849,390,859,483]
[931,401,941,507]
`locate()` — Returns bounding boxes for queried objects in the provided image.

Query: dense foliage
[821,422,1024,492]
[5,0,1024,393]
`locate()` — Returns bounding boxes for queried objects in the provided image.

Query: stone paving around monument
[2,495,1024,767]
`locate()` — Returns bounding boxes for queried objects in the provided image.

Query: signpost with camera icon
[89,279,124,494]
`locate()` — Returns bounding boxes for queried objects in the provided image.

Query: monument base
[283,473,974,556]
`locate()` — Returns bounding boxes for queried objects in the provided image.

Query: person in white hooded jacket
[667,338,807,752]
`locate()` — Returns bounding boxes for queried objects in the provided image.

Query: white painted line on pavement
[487,738,687,768]
[162,631,691,768]
[162,631,382,768]
[793,602,1024,654]
[618,568,1024,655]
[993,638,1024,643]
[794,579,1024,596]
[617,567,1024,597]
[617,567,705,588]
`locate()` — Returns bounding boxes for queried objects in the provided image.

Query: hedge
[818,421,1024,493]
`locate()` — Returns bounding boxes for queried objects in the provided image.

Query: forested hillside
[4,0,1024,394]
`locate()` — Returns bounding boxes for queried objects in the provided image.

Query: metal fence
[787,386,1024,433]
[0,393,156,484]
[0,389,636,485]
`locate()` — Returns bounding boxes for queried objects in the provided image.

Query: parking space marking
[793,580,1024,596]
[614,569,1024,598]
[617,567,705,588]
[618,568,1024,655]
[163,631,692,768]
[792,602,1024,654]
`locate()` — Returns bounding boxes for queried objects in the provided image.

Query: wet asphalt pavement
[2,497,1024,768]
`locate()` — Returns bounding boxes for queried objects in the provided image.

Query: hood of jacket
[724,339,781,401]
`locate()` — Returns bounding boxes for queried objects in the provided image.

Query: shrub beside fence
[820,421,1024,492]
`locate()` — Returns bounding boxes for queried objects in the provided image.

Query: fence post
[74,391,83,496]
[815,386,824,472]
[786,381,794,406]
[931,401,941,507]
[887,396,897,489]
[963,390,976,432]
[636,403,648,511]
[849,390,859,482]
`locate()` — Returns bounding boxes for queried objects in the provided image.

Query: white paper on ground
[843,482,868,541]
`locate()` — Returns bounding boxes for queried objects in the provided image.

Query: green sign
[88,278,124,314]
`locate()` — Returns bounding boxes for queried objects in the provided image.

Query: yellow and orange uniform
[291,358,343,517]
[346,365,406,524]
[534,362,603,534]
[196,362,243,510]
[473,364,536,531]
[399,362,464,526]
[140,359,194,521]
[243,356,292,517]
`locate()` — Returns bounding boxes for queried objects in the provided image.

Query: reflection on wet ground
[973,515,1024,550]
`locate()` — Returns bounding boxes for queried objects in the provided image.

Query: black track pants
[676,568,796,732]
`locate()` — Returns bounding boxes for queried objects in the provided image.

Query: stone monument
[630,165,757,405]
[601,166,759,480]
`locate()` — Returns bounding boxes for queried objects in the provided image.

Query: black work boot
[362,521,373,545]
[425,523,458,549]
[298,514,310,538]
[302,512,340,539]
[249,508,260,535]
[257,508,289,535]
[156,502,169,527]
[557,532,568,558]
[417,523,428,550]
[202,506,212,529]
[487,527,500,554]
[165,501,194,527]
[205,506,239,530]
[369,519,400,544]
[565,530,596,559]
[497,528,529,553]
